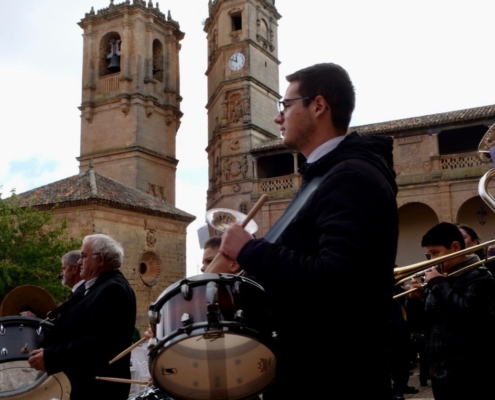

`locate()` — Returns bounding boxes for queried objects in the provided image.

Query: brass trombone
[393,122,495,299]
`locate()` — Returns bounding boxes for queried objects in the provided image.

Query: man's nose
[274,112,283,124]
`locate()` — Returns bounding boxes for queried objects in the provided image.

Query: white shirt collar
[72,280,85,293]
[306,135,346,163]
[84,277,98,291]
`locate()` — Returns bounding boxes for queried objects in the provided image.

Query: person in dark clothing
[406,222,495,400]
[458,223,485,260]
[391,286,419,397]
[28,234,137,400]
[217,63,399,399]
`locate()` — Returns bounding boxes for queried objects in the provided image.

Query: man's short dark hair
[286,63,355,133]
[421,222,466,250]
[204,236,221,249]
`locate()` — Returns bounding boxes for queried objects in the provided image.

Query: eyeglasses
[79,252,102,260]
[277,96,314,116]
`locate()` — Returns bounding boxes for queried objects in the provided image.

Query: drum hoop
[149,321,268,361]
[149,273,265,313]
[149,330,276,400]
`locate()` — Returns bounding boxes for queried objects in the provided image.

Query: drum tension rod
[205,281,222,338]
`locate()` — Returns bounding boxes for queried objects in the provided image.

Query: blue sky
[1,0,494,275]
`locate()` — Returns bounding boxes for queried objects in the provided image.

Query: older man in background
[28,234,136,400]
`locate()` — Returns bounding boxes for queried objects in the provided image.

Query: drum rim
[149,273,265,313]
[149,331,276,400]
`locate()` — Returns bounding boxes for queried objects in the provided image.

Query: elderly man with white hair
[29,234,137,400]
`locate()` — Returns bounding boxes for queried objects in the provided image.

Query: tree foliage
[0,191,82,303]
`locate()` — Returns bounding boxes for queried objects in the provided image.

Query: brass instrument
[204,194,268,274]
[393,123,495,299]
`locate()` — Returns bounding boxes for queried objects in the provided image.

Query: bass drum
[0,316,71,399]
[148,273,276,400]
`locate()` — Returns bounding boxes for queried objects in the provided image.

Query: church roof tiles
[16,168,195,223]
[252,104,495,153]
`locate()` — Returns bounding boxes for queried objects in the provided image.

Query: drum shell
[0,316,52,364]
[151,273,273,343]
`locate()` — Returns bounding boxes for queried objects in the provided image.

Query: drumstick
[96,376,149,385]
[205,194,268,273]
[108,336,147,364]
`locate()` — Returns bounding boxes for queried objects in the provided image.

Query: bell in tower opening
[106,38,121,73]
[99,32,122,76]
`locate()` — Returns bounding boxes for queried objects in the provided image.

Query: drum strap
[42,288,85,326]
[263,174,323,243]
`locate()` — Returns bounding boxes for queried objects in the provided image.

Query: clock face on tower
[229,52,245,71]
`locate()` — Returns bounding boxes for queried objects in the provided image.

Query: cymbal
[205,208,258,234]
[0,285,57,318]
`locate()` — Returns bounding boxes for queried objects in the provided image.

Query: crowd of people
[4,62,494,400]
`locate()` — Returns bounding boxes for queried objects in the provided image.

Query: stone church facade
[16,1,194,331]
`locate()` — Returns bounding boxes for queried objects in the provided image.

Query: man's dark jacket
[238,132,399,399]
[43,269,136,400]
[407,255,495,397]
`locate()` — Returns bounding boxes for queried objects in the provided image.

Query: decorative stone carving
[222,155,249,181]
[423,162,432,172]
[221,96,229,126]
[230,139,240,151]
[229,92,244,123]
[233,184,241,193]
[120,98,130,115]
[146,229,156,247]
[83,106,94,123]
[165,114,174,126]
[146,104,154,117]
[243,85,251,123]
[138,250,161,287]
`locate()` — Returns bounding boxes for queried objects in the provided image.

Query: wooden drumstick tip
[108,336,148,364]
[95,376,149,385]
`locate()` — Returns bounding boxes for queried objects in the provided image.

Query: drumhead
[150,332,276,400]
[0,361,70,399]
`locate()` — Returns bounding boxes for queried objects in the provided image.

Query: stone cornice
[78,145,179,166]
[79,0,183,38]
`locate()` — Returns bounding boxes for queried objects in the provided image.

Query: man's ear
[314,95,328,117]
[451,241,462,252]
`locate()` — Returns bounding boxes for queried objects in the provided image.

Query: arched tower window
[153,39,164,81]
[259,19,268,40]
[99,32,122,77]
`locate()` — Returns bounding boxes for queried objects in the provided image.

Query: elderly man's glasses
[79,252,102,260]
[277,96,314,116]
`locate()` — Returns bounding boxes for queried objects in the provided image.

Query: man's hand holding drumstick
[205,194,267,274]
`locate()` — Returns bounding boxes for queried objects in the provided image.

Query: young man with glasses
[28,234,136,400]
[217,63,399,399]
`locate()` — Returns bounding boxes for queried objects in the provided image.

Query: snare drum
[0,316,71,399]
[148,273,276,400]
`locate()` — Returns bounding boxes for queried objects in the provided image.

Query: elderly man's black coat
[43,269,136,400]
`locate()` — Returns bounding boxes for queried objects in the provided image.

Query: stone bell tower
[204,0,281,212]
[77,0,184,205]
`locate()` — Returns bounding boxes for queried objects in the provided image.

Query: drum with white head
[0,316,70,399]
[148,273,276,400]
